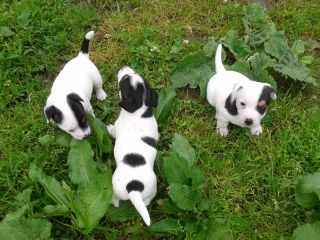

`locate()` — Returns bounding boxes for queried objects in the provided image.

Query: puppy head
[117,66,158,113]
[44,93,91,140]
[227,82,276,127]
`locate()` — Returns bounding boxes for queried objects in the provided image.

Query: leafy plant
[155,86,176,126]
[147,134,233,239]
[286,172,320,240]
[171,3,316,98]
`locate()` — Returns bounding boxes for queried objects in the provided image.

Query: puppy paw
[96,89,107,101]
[250,125,263,136]
[217,127,229,137]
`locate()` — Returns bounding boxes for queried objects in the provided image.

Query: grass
[0,0,320,239]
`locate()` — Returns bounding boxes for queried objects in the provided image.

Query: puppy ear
[44,105,63,124]
[143,78,158,108]
[67,93,84,103]
[119,96,138,113]
[231,82,243,102]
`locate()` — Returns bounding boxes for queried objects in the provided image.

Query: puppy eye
[69,129,75,133]
[240,102,245,106]
[260,106,266,111]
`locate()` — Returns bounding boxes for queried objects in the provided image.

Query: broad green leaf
[72,169,113,233]
[171,50,214,98]
[3,204,31,222]
[0,219,52,240]
[292,40,305,55]
[98,107,114,121]
[229,60,251,79]
[0,26,14,37]
[193,223,207,240]
[105,201,140,222]
[90,117,113,157]
[296,172,320,207]
[172,134,196,167]
[38,135,51,145]
[243,3,276,46]
[44,204,70,216]
[164,152,191,185]
[157,199,186,216]
[29,164,69,208]
[204,218,234,240]
[54,133,72,147]
[68,140,98,186]
[222,30,251,60]
[203,37,219,57]
[15,188,32,206]
[190,166,205,189]
[168,184,200,212]
[155,86,176,125]
[265,31,317,85]
[291,222,320,240]
[300,56,315,65]
[147,218,180,235]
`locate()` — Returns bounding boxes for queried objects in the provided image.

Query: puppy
[107,66,159,226]
[207,44,276,136]
[44,31,107,140]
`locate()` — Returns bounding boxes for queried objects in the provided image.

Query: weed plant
[0,0,319,239]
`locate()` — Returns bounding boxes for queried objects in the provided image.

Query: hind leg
[112,194,120,207]
[92,68,107,100]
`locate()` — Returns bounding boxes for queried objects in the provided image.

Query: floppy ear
[119,96,138,113]
[67,93,88,129]
[143,78,158,108]
[44,105,63,124]
[230,82,243,103]
[118,84,144,113]
[67,93,84,103]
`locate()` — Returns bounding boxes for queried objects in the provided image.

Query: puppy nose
[83,134,89,139]
[245,118,253,126]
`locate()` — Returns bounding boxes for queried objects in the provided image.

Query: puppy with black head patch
[44,31,107,140]
[207,44,276,136]
[107,66,159,226]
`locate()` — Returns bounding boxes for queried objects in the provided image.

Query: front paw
[96,89,107,101]
[217,127,229,137]
[107,124,116,138]
[250,125,263,136]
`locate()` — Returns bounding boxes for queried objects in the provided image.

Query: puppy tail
[129,191,151,226]
[79,31,94,57]
[215,44,226,74]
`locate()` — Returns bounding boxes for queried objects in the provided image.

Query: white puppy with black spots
[207,44,276,136]
[107,66,159,226]
[44,31,107,140]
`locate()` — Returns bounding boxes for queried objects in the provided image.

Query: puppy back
[215,44,226,74]
[79,31,94,57]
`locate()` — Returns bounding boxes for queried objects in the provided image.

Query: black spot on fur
[80,35,91,54]
[141,108,153,118]
[123,153,146,167]
[67,93,88,130]
[45,105,63,124]
[142,77,158,108]
[126,180,144,193]
[225,93,238,116]
[141,137,157,149]
[256,86,274,115]
[118,75,144,113]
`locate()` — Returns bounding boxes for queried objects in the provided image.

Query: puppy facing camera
[107,66,159,226]
[44,31,107,140]
[207,44,276,136]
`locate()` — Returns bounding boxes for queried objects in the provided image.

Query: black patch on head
[256,86,274,115]
[142,77,158,108]
[126,180,144,193]
[66,93,88,130]
[118,75,144,113]
[141,137,157,149]
[141,107,153,118]
[45,105,63,124]
[123,153,146,167]
[225,93,238,115]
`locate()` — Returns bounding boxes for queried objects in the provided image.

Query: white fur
[107,66,159,226]
[44,31,107,140]
[207,44,276,136]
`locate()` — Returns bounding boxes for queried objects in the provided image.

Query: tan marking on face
[82,118,85,123]
[258,100,266,107]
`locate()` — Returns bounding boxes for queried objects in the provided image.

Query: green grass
[1,0,320,239]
